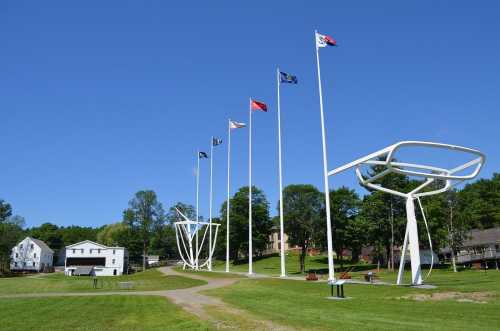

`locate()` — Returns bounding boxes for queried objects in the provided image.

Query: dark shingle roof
[463,228,500,247]
[30,238,54,253]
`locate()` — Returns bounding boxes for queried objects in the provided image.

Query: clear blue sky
[1,1,499,228]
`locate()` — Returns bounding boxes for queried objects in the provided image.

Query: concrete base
[411,284,437,289]
[325,296,353,300]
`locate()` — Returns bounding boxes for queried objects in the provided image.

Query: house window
[14,262,17,267]
[15,253,18,258]
[113,250,116,254]
[32,262,35,267]
[98,249,101,254]
[31,244,34,250]
[20,244,23,249]
[90,249,93,254]
[34,253,37,258]
[112,259,115,264]
[81,249,84,254]
[72,249,76,254]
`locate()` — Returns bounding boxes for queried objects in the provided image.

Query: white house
[64,240,128,276]
[10,237,54,272]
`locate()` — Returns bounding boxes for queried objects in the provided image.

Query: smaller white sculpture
[328,141,485,285]
[174,208,220,270]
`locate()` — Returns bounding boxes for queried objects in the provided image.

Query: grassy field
[205,269,500,330]
[0,268,206,294]
[212,253,375,277]
[0,295,210,331]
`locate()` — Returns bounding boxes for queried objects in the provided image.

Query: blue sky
[1,1,499,228]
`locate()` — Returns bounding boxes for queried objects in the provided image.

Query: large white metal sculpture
[328,141,485,286]
[174,208,220,270]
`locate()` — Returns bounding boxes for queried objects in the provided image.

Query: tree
[123,190,166,270]
[0,200,13,223]
[0,200,25,273]
[457,173,500,229]
[218,186,272,263]
[328,187,361,269]
[282,184,323,273]
[97,222,128,246]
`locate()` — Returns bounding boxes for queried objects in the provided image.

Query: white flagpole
[226,120,231,272]
[277,68,286,278]
[196,150,200,270]
[248,97,253,275]
[315,30,335,282]
[208,137,214,271]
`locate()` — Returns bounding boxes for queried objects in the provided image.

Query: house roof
[27,237,54,253]
[462,227,500,247]
[65,240,125,250]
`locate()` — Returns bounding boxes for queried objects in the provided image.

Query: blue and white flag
[280,71,298,84]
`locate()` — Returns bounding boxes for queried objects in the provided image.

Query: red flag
[251,100,268,112]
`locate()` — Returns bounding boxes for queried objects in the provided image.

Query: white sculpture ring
[328,141,485,285]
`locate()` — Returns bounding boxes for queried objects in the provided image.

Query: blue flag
[280,71,298,84]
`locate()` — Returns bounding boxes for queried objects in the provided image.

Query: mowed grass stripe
[0,295,210,331]
[204,275,500,330]
[0,269,206,294]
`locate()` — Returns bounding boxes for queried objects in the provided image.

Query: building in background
[64,240,128,276]
[10,237,54,272]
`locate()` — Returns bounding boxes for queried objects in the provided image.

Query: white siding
[64,241,128,276]
[10,237,53,271]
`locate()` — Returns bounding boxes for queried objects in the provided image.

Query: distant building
[147,255,160,266]
[454,228,500,267]
[64,240,128,276]
[10,237,54,272]
[264,226,320,256]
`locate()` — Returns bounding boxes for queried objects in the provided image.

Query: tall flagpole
[248,97,253,275]
[196,150,200,270]
[226,120,231,272]
[208,137,214,271]
[277,68,286,278]
[315,30,335,282]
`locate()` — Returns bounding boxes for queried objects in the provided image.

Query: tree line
[1,172,498,274]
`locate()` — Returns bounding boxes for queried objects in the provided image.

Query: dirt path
[159,266,295,330]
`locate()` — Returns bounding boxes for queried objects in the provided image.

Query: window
[20,244,23,249]
[112,259,115,264]
[98,249,101,254]
[14,262,17,267]
[32,262,35,267]
[81,249,84,254]
[72,249,76,254]
[34,253,37,258]
[30,244,34,250]
[90,249,93,254]
[15,253,18,258]
[113,250,116,254]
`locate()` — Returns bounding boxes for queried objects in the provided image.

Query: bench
[118,282,134,289]
[363,272,379,283]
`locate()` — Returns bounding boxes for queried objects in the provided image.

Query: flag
[212,137,222,146]
[251,100,268,112]
[230,120,246,129]
[199,151,208,159]
[316,32,337,48]
[279,71,298,84]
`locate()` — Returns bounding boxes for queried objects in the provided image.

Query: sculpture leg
[406,197,423,285]
[396,226,409,285]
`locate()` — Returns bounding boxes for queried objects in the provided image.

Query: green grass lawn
[0,268,206,295]
[204,269,500,330]
[0,295,210,331]
[212,253,375,277]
